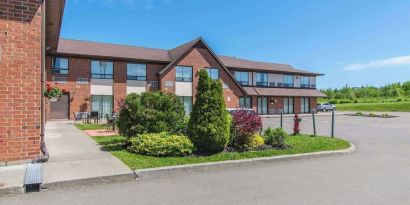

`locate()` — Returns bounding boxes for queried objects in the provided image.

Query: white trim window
[283,75,294,87]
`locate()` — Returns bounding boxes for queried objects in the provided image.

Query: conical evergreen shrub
[188,69,230,153]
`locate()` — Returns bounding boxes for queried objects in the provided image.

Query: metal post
[280,111,283,129]
[331,111,335,138]
[312,111,316,136]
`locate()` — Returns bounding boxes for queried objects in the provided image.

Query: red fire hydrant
[293,113,302,135]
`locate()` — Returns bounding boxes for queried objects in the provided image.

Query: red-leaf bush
[231,110,263,149]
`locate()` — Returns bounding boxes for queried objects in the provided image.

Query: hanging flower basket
[44,84,63,101]
[49,97,59,102]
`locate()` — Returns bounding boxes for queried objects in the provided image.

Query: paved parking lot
[3,112,410,205]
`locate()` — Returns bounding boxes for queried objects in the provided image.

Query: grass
[92,135,350,169]
[75,123,108,130]
[336,101,410,112]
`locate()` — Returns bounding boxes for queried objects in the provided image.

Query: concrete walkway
[42,120,134,187]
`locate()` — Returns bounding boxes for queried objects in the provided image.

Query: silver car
[316,102,336,112]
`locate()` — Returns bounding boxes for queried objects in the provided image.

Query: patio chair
[89,111,99,124]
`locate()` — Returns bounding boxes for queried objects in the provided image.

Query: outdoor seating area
[73,111,117,132]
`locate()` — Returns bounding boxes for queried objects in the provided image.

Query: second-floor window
[283,75,294,87]
[127,63,146,80]
[91,60,113,79]
[51,57,69,75]
[176,66,192,82]
[234,71,249,86]
[256,72,268,87]
[205,68,219,80]
[300,76,310,88]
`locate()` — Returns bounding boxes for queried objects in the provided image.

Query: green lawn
[336,101,410,112]
[75,123,108,130]
[92,135,350,169]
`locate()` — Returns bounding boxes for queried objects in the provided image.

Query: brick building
[46,38,325,119]
[1,0,325,164]
[0,0,65,164]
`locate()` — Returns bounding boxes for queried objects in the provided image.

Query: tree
[188,70,230,152]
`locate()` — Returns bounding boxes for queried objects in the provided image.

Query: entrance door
[50,94,69,119]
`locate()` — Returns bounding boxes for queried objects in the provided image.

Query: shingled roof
[56,38,322,76]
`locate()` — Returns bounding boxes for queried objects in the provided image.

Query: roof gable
[158,37,247,95]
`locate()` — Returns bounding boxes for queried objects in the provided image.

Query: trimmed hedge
[128,132,194,157]
[116,91,186,138]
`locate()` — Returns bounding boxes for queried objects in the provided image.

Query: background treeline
[320,81,410,104]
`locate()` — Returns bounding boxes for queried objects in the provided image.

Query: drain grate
[24,163,43,193]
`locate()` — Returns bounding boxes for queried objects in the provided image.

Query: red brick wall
[0,1,43,163]
[310,97,317,112]
[160,45,243,107]
[46,57,91,119]
[294,97,301,114]
[113,62,126,111]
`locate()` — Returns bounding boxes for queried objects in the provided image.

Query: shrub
[116,92,186,138]
[128,132,194,157]
[231,109,263,149]
[369,113,376,117]
[188,70,230,153]
[355,112,363,116]
[263,127,287,148]
[329,99,338,104]
[397,98,403,102]
[247,134,265,148]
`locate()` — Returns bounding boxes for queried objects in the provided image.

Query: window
[257,97,268,115]
[239,97,252,108]
[234,71,249,86]
[127,63,146,80]
[91,95,113,118]
[300,76,310,88]
[51,57,69,75]
[283,75,294,87]
[52,76,67,83]
[179,96,193,114]
[301,97,310,113]
[205,68,219,80]
[176,66,192,82]
[149,81,158,88]
[284,97,294,114]
[256,72,268,87]
[91,60,113,79]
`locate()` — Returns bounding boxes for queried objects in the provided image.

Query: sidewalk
[1,120,134,196]
[42,120,134,188]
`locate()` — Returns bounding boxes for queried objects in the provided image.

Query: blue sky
[61,0,410,89]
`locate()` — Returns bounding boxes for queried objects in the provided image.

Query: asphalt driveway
[2,112,410,205]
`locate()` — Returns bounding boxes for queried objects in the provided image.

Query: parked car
[316,102,336,112]
[227,108,257,115]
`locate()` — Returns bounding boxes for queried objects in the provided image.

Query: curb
[135,143,356,180]
[0,173,136,198]
[40,172,136,191]
[0,186,24,197]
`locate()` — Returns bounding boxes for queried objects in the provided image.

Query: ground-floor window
[91,95,113,118]
[239,96,252,109]
[284,97,294,114]
[179,96,193,114]
[257,97,268,115]
[301,97,310,113]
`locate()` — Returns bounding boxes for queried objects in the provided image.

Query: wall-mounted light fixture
[270,98,277,104]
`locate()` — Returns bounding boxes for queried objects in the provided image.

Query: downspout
[34,0,49,163]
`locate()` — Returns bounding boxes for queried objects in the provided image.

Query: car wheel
[333,108,336,111]
[322,108,326,112]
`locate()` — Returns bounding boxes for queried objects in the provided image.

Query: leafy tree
[188,70,230,153]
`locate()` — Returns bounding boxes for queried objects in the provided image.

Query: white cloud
[343,55,410,71]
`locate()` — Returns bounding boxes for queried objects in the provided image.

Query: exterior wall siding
[0,1,43,163]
